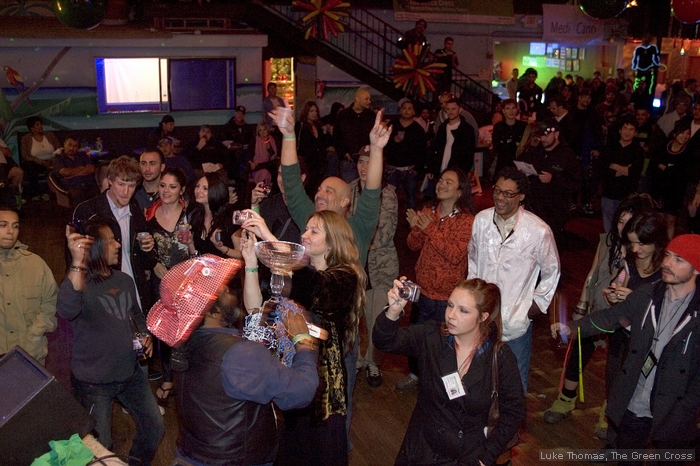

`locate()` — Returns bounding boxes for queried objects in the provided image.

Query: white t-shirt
[31,136,55,161]
[441,119,461,172]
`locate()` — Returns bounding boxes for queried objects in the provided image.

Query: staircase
[243,1,497,116]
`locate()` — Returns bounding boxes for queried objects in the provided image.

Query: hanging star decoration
[292,0,350,41]
[390,43,446,98]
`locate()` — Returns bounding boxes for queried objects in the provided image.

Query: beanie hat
[666,234,700,271]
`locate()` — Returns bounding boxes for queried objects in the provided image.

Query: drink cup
[276,107,293,129]
[178,224,191,243]
[136,232,149,247]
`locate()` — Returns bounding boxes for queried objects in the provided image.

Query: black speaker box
[0,346,96,466]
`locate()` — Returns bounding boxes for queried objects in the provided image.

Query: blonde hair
[256,122,271,136]
[311,210,366,352]
[107,155,141,183]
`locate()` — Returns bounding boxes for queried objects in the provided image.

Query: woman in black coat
[373,278,525,466]
[295,101,331,195]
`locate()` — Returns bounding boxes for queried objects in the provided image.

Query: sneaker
[396,373,419,390]
[366,364,383,388]
[594,400,608,439]
[543,393,576,424]
[148,370,163,381]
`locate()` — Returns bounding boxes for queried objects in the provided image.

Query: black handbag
[486,341,520,449]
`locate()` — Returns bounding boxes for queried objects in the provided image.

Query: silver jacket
[468,207,560,341]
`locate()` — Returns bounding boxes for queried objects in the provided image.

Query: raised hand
[369,109,392,149]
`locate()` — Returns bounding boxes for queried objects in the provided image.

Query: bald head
[353,89,371,112]
[315,176,351,215]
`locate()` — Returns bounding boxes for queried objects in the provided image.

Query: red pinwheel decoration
[390,43,446,97]
[292,0,350,41]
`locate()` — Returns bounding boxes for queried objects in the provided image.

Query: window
[95,57,236,114]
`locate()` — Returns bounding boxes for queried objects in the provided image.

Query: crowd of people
[1,67,700,466]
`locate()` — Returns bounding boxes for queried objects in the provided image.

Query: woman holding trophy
[240,209,365,466]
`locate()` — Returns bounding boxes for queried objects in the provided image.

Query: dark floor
[14,189,699,466]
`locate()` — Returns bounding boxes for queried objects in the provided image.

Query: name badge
[641,350,657,378]
[441,372,466,400]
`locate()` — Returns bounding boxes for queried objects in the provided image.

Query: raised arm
[240,230,263,312]
[365,110,391,190]
[272,110,299,167]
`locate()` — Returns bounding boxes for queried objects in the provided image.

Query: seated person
[0,137,23,208]
[183,125,227,176]
[52,135,98,205]
[20,116,60,200]
[159,137,197,186]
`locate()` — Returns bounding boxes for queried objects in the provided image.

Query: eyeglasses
[492,186,520,199]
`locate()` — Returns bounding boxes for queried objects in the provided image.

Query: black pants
[564,334,597,384]
[612,410,692,466]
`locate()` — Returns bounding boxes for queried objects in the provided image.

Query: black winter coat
[73,191,157,309]
[429,116,476,177]
[373,314,525,465]
[575,280,700,441]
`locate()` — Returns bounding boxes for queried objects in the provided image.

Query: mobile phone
[68,219,86,235]
[215,231,222,242]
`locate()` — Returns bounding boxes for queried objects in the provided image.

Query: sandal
[156,383,173,401]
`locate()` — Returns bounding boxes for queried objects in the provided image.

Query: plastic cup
[276,106,293,129]
[178,224,191,243]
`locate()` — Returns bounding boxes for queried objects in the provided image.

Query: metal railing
[258,2,496,113]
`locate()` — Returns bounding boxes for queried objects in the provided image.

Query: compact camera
[232,210,253,225]
[261,183,272,196]
[398,279,421,302]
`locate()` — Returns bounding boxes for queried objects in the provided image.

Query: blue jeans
[386,166,417,209]
[72,364,165,466]
[601,197,621,234]
[505,321,533,395]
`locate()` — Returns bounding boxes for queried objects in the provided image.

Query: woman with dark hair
[544,194,657,434]
[397,168,475,390]
[58,219,164,465]
[295,101,330,194]
[241,209,366,466]
[20,116,60,199]
[187,172,241,259]
[144,166,190,402]
[373,278,526,465]
[321,102,345,131]
[651,120,692,237]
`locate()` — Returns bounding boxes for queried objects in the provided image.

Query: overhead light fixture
[626,0,638,7]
